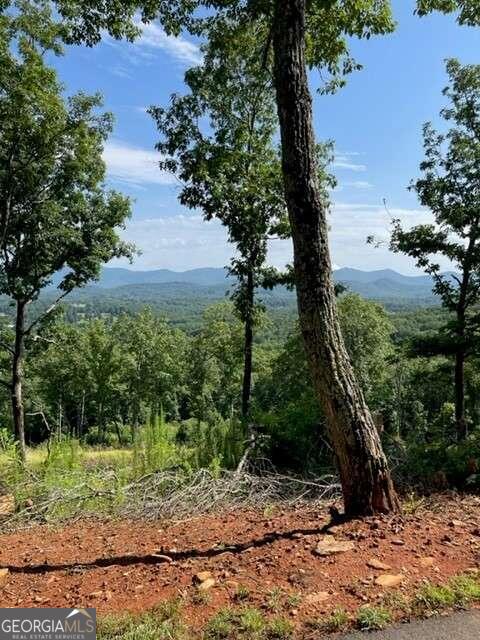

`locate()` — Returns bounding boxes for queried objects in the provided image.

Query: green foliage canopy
[416,0,480,25]
[0,17,133,307]
[391,60,480,352]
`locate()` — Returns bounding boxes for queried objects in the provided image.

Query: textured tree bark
[12,299,26,462]
[241,269,254,419]
[454,299,467,441]
[454,349,466,439]
[455,269,470,441]
[272,0,399,515]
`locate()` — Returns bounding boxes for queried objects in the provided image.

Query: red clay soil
[0,494,479,629]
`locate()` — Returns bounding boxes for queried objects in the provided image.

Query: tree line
[1,296,479,492]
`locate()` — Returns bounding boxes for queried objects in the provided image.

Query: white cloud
[328,202,452,274]
[114,203,445,275]
[133,20,202,66]
[114,215,231,270]
[108,65,133,79]
[333,151,367,173]
[103,140,176,187]
[333,157,367,172]
[345,181,374,190]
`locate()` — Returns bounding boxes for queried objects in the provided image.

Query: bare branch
[1,467,341,529]
[25,410,51,434]
[24,289,71,337]
[31,335,57,346]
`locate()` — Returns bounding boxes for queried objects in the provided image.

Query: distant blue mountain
[50,267,232,289]
[51,265,444,304]
[333,267,433,287]
[93,267,231,288]
[65,265,438,289]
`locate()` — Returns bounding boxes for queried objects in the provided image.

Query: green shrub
[404,428,480,489]
[238,608,266,636]
[450,574,480,604]
[204,607,287,640]
[203,609,236,640]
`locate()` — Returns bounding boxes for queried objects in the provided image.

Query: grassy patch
[415,573,480,615]
[415,582,456,614]
[285,593,302,610]
[379,590,412,617]
[98,600,187,640]
[233,584,251,602]
[203,608,236,639]
[265,588,284,613]
[266,617,295,639]
[450,574,480,605]
[203,607,293,640]
[356,606,392,631]
[96,573,480,640]
[239,608,268,636]
[306,608,350,633]
[0,423,244,525]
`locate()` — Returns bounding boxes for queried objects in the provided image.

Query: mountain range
[85,267,231,288]
[56,266,439,306]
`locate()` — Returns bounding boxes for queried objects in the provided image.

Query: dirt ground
[0,494,479,629]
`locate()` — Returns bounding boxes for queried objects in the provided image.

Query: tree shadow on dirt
[5,518,345,575]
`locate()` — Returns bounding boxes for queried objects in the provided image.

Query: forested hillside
[0,267,441,332]
[0,295,472,488]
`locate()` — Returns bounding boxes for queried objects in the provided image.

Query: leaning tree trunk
[455,292,468,441]
[12,299,27,463]
[272,0,398,515]
[454,348,467,440]
[241,269,254,420]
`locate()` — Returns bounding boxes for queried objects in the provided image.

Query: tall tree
[270,0,398,515]
[255,293,395,470]
[150,28,289,422]
[145,0,400,515]
[0,19,132,459]
[60,0,396,514]
[391,59,480,441]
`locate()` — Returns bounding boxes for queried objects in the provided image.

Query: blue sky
[52,1,479,274]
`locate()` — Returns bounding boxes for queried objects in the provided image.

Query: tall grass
[0,413,248,524]
[132,412,189,476]
[191,416,244,472]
